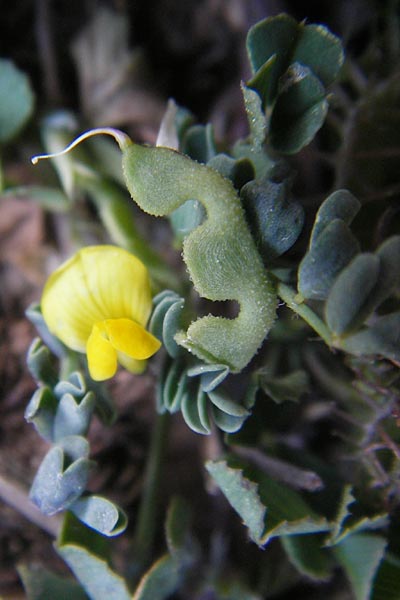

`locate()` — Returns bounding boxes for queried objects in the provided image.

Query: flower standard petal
[41,252,106,352]
[79,246,153,327]
[104,318,161,359]
[87,323,118,381]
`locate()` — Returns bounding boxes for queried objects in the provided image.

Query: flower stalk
[130,411,170,581]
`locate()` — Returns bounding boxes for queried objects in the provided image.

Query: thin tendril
[31,127,132,165]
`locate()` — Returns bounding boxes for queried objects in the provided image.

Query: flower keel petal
[117,352,147,375]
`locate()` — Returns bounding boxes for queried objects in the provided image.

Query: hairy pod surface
[122,144,277,371]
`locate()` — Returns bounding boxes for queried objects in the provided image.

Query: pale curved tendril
[30,128,132,165]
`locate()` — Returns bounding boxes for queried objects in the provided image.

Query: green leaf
[246,14,299,103]
[25,303,66,358]
[197,389,212,433]
[159,358,188,414]
[165,496,192,558]
[325,485,355,546]
[181,123,217,163]
[240,83,268,149]
[372,554,400,600]
[132,554,181,600]
[340,312,400,361]
[325,253,381,335]
[310,189,361,247]
[18,564,87,600]
[169,199,206,245]
[4,185,71,211]
[205,460,266,545]
[211,405,248,433]
[292,23,344,87]
[58,510,109,558]
[187,362,230,393]
[53,392,96,441]
[30,437,91,515]
[246,55,278,112]
[362,236,400,314]
[162,300,186,358]
[26,338,58,386]
[0,59,34,142]
[269,63,328,154]
[257,369,309,404]
[241,174,304,260]
[70,495,127,537]
[208,388,249,418]
[150,291,180,337]
[25,386,58,442]
[298,219,360,300]
[123,143,277,373]
[56,512,130,600]
[181,388,211,435]
[334,533,387,600]
[131,496,195,599]
[206,459,330,547]
[325,486,388,547]
[208,153,255,191]
[256,475,330,545]
[232,138,274,179]
[86,379,116,427]
[376,236,400,289]
[281,534,333,582]
[54,372,87,401]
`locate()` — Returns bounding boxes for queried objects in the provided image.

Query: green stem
[277,282,333,346]
[130,411,170,580]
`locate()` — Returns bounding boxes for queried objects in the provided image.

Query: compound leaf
[325,253,381,335]
[205,459,266,545]
[298,219,360,300]
[56,512,130,600]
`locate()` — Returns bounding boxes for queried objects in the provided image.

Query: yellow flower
[41,245,161,381]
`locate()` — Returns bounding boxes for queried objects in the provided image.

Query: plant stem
[277,282,333,346]
[0,473,61,536]
[130,410,170,579]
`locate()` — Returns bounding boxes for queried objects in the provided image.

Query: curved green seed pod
[31,129,277,373]
[122,144,277,372]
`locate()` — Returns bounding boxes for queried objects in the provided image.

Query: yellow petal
[41,245,153,352]
[41,251,106,351]
[104,318,161,359]
[79,246,153,326]
[117,352,147,375]
[87,322,118,381]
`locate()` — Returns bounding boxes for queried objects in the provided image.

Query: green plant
[4,9,400,600]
